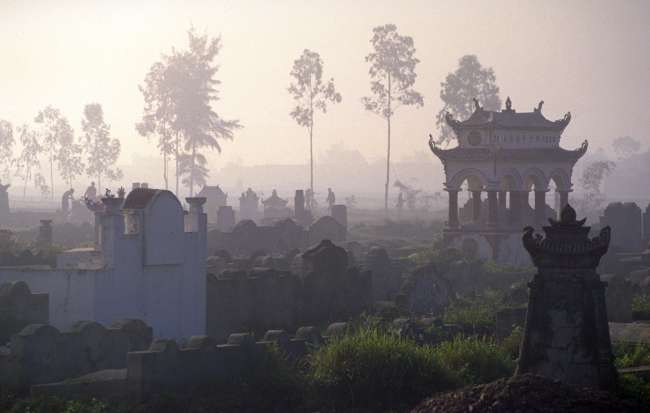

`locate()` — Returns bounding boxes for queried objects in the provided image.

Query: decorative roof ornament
[522,204,610,269]
[535,100,544,113]
[503,96,515,113]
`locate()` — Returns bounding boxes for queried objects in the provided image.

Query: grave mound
[411,374,640,413]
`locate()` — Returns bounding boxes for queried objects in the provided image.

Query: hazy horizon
[1,0,649,199]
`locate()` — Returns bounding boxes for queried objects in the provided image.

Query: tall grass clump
[309,326,455,411]
[433,335,515,385]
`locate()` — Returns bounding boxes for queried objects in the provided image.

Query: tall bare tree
[362,24,423,212]
[81,103,122,191]
[137,61,175,190]
[34,106,75,198]
[13,124,44,199]
[288,49,341,196]
[435,55,501,145]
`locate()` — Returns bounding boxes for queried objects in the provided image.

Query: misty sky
[1,0,649,174]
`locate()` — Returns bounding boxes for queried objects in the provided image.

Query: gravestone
[600,202,643,252]
[35,220,53,250]
[216,206,235,232]
[294,190,313,227]
[517,204,617,389]
[365,247,400,302]
[331,204,348,229]
[239,188,259,221]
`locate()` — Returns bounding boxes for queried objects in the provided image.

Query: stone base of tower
[443,228,532,267]
[515,270,618,389]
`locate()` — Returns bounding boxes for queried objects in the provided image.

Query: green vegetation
[309,326,455,411]
[632,294,650,320]
[443,289,506,332]
[433,335,515,385]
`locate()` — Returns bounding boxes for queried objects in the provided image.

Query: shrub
[614,342,650,369]
[632,294,650,320]
[309,326,455,411]
[443,289,506,333]
[500,326,524,359]
[433,335,515,385]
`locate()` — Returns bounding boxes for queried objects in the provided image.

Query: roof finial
[505,96,512,111]
[536,100,544,112]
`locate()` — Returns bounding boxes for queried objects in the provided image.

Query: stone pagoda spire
[516,204,617,389]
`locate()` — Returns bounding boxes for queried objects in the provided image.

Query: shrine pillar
[447,189,459,229]
[487,189,499,226]
[534,190,547,225]
[509,191,524,226]
[471,190,482,223]
[558,190,570,217]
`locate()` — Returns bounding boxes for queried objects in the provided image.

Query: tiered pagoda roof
[429,139,588,162]
[445,97,572,133]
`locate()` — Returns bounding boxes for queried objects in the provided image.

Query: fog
[1,0,649,203]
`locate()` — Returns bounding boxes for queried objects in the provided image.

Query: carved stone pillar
[534,190,547,225]
[487,190,498,226]
[471,191,482,224]
[517,204,617,390]
[447,189,459,229]
[558,191,569,215]
[509,191,522,226]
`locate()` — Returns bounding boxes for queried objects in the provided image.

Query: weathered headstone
[600,202,643,252]
[216,206,235,232]
[331,204,348,229]
[517,204,617,389]
[36,220,53,250]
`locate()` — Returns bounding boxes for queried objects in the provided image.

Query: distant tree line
[8,22,633,209]
[0,103,121,200]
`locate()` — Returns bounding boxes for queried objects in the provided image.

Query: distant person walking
[61,188,74,219]
[326,188,336,212]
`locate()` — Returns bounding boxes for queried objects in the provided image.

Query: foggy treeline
[0,15,647,212]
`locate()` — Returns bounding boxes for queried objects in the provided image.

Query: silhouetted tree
[435,55,501,145]
[579,160,615,214]
[57,133,84,189]
[362,24,423,212]
[140,28,241,196]
[0,120,14,180]
[34,106,75,198]
[288,49,341,197]
[611,136,641,160]
[81,103,122,191]
[137,61,175,190]
[13,124,44,199]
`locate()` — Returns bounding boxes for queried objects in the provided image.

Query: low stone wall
[0,319,152,389]
[32,324,338,400]
[0,281,48,344]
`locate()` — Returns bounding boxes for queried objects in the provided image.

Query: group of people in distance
[61,182,97,219]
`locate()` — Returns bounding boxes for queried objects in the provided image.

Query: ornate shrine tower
[516,204,617,389]
[429,98,588,265]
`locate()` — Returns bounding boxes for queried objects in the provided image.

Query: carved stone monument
[516,204,617,389]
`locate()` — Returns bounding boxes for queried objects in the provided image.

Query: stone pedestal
[516,204,617,390]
